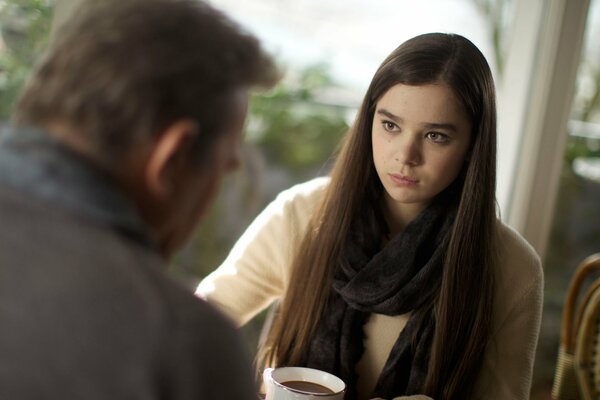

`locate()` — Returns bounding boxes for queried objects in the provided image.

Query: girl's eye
[426,131,450,143]
[382,120,398,132]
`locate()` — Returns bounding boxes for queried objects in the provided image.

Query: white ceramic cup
[263,366,345,400]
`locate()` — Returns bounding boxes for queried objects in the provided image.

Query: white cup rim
[270,367,345,396]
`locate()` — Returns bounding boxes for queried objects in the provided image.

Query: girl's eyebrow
[376,109,402,123]
[423,122,458,133]
[376,108,458,133]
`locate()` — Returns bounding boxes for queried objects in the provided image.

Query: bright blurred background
[1,0,599,398]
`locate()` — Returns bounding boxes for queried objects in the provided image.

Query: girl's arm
[473,224,544,399]
[196,178,328,326]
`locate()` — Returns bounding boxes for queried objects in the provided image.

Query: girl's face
[372,83,472,224]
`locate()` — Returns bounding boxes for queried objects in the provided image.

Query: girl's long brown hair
[261,33,497,399]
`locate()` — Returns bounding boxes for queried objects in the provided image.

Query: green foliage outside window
[0,0,53,119]
[248,65,349,175]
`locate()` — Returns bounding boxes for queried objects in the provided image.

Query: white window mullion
[501,0,590,259]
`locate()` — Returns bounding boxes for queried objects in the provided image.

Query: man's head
[13,0,279,256]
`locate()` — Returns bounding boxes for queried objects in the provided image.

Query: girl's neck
[382,194,428,237]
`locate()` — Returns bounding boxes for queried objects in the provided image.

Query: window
[534,0,600,396]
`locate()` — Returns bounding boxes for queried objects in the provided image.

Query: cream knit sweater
[197,178,543,400]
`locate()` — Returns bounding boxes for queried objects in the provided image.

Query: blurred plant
[577,66,600,123]
[565,136,600,165]
[248,64,349,178]
[0,0,53,119]
[569,10,600,163]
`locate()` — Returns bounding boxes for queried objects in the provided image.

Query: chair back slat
[553,253,600,400]
[561,254,600,353]
[575,288,600,399]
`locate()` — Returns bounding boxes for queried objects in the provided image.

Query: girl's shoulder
[492,221,544,314]
[276,176,330,202]
[494,221,542,276]
[272,176,330,217]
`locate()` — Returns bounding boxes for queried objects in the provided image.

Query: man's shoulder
[157,279,258,399]
[0,180,167,320]
[0,180,155,258]
[0,182,255,397]
[158,274,235,330]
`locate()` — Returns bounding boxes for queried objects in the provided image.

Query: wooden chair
[553,253,600,400]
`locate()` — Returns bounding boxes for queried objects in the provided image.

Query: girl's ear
[144,119,198,200]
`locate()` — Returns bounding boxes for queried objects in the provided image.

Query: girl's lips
[389,173,419,186]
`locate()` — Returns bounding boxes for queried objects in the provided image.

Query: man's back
[0,0,279,395]
[0,128,256,399]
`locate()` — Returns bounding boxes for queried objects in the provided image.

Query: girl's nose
[394,135,422,166]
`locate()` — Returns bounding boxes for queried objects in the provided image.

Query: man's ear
[145,119,198,199]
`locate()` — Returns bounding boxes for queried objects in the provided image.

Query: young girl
[197,33,543,400]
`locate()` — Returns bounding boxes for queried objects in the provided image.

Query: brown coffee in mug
[263,367,345,399]
[280,380,335,394]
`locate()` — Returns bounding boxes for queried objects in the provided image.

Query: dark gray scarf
[302,186,459,400]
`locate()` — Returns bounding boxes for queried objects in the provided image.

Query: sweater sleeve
[196,178,328,326]
[473,225,544,399]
